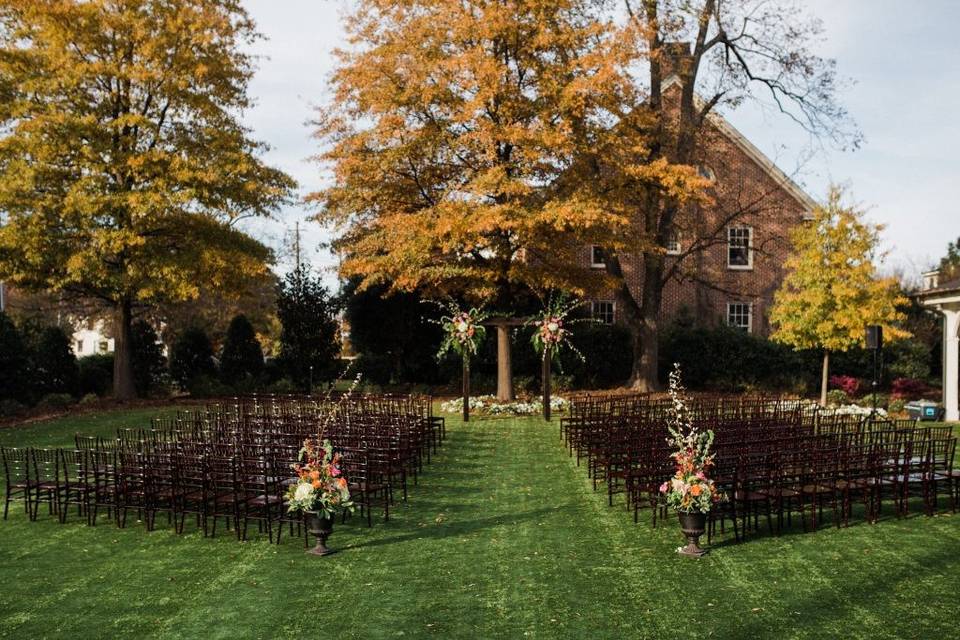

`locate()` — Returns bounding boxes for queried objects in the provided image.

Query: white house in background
[72,318,115,357]
[918,269,960,422]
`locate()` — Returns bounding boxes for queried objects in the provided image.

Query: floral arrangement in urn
[660,364,723,557]
[660,364,722,513]
[286,438,355,519]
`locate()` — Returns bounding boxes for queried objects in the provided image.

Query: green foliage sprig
[424,300,489,361]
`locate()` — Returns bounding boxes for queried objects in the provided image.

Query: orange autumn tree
[311,0,693,309]
[315,0,859,392]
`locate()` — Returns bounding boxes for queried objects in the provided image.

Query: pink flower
[659,481,669,493]
[696,471,705,480]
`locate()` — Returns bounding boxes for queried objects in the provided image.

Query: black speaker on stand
[865,325,883,420]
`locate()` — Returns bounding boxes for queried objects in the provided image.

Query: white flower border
[440,394,569,417]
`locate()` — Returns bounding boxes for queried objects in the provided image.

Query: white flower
[294,482,314,502]
[546,321,559,332]
[457,321,469,332]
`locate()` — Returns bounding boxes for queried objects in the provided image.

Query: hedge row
[350,321,936,395]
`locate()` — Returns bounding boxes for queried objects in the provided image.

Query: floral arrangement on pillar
[529,293,586,420]
[659,363,723,557]
[427,300,489,422]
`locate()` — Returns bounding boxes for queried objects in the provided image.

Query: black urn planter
[677,511,708,558]
[305,511,335,556]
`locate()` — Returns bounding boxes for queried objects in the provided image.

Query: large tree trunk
[819,351,830,407]
[113,298,136,400]
[628,253,666,391]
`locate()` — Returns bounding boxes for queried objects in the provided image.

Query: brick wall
[583,84,811,336]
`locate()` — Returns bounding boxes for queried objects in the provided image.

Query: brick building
[583,72,816,336]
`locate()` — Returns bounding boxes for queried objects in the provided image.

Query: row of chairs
[562,394,959,541]
[2,394,445,544]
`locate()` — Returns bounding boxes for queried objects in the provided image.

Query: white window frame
[666,231,682,255]
[727,226,754,270]
[590,245,606,269]
[726,302,753,333]
[697,164,716,181]
[591,300,616,325]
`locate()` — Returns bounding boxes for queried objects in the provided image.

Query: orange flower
[309,470,320,480]
[690,484,702,497]
[311,480,322,489]
[337,477,348,489]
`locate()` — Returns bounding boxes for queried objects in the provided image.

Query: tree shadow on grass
[342,505,576,550]
[713,541,960,640]
[706,498,952,550]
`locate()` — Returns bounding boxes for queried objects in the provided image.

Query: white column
[945,309,959,423]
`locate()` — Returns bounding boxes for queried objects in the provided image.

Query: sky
[239,0,960,286]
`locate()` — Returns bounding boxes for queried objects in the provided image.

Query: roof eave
[661,75,819,217]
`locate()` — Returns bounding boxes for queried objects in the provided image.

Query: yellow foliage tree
[769,188,909,405]
[0,0,294,398]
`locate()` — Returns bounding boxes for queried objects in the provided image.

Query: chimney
[659,41,693,80]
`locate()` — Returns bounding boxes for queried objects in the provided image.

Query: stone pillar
[495,322,514,402]
[944,309,959,422]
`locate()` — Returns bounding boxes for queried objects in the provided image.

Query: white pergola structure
[918,270,960,422]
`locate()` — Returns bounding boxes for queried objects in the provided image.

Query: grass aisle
[0,409,958,639]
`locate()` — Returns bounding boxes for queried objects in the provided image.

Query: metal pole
[462,356,470,423]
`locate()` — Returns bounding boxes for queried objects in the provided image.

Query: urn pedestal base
[677,511,708,558]
[306,512,335,556]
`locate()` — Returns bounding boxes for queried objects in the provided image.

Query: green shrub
[36,393,75,411]
[860,392,889,410]
[826,389,850,406]
[0,312,31,402]
[79,393,100,406]
[552,374,575,391]
[563,324,633,389]
[220,315,264,386]
[352,354,393,387]
[888,398,906,415]
[277,268,340,389]
[341,279,446,384]
[29,325,79,397]
[78,354,114,397]
[187,374,233,398]
[0,399,26,417]
[169,327,217,390]
[660,324,811,391]
[130,320,167,397]
[267,378,297,394]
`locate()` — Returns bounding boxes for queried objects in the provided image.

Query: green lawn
[1,408,958,639]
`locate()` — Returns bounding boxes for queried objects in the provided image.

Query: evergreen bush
[29,325,79,397]
[169,327,217,390]
[78,354,114,397]
[220,315,264,386]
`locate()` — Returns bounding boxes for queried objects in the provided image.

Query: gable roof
[662,75,819,218]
